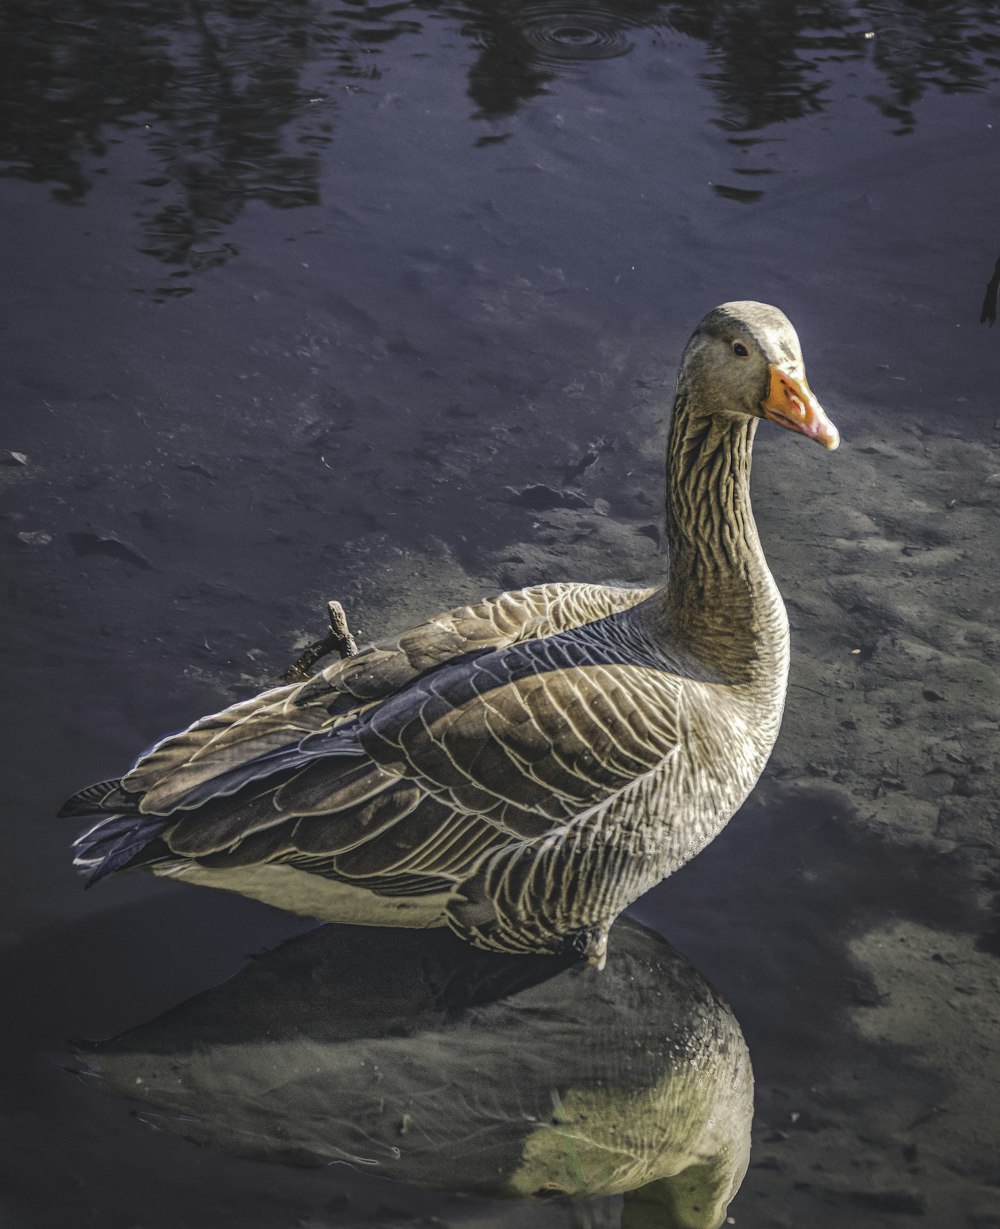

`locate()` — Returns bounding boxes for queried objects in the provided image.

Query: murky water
[2,2,1000,1226]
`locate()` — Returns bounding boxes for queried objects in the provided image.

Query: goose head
[679,301,840,450]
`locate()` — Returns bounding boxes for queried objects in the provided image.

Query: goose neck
[664,390,760,574]
[656,389,787,684]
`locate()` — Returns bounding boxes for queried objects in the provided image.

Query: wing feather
[289,783,424,855]
[65,582,668,893]
[115,582,651,814]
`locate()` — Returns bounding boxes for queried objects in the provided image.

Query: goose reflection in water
[75,917,751,1229]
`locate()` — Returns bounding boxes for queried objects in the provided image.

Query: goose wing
[115,582,655,809]
[67,583,675,887]
[153,610,685,897]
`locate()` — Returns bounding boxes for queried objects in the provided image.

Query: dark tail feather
[58,778,137,819]
[73,811,153,851]
[73,813,172,886]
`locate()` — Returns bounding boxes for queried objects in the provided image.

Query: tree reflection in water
[1,0,997,285]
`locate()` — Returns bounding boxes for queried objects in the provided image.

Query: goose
[62,302,839,968]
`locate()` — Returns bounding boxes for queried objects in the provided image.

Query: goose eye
[732,340,750,357]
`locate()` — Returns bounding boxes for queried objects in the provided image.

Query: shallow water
[2,1,1000,1226]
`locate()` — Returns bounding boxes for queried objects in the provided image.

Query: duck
[62,301,839,968]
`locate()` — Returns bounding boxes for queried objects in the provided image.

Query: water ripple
[475,2,656,68]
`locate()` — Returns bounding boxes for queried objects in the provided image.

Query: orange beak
[761,366,840,450]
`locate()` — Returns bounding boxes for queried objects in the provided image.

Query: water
[2,1,1000,1225]
[75,918,754,1222]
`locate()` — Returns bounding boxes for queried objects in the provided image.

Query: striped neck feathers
[658,387,788,685]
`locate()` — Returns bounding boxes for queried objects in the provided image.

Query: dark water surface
[3,2,1000,1226]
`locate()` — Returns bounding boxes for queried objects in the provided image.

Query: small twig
[281,600,359,682]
